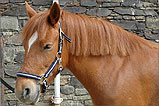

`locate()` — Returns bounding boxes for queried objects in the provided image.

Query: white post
[53,0,59,4]
[52,1,63,106]
[53,73,63,105]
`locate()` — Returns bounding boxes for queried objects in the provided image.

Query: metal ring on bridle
[37,75,47,85]
[56,52,62,59]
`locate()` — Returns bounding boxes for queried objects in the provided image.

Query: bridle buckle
[56,52,62,59]
[58,64,63,71]
[57,53,63,72]
[38,75,47,85]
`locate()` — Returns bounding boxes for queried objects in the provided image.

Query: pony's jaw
[15,78,40,105]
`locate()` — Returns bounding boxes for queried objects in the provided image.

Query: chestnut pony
[15,2,159,105]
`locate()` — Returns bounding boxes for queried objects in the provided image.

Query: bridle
[17,21,71,92]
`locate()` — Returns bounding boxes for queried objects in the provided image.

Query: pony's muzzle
[15,78,40,105]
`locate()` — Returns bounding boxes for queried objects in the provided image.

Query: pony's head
[15,2,69,105]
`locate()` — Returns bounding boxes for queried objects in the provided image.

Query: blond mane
[22,10,158,56]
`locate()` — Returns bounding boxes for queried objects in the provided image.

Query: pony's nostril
[25,88,30,95]
[23,87,31,98]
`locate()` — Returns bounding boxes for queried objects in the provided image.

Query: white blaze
[28,31,38,53]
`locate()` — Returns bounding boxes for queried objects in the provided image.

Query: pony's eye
[43,44,53,50]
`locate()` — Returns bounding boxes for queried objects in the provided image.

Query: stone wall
[0,0,159,106]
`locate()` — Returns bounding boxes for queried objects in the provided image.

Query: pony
[15,2,159,105]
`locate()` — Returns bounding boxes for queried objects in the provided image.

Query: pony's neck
[60,10,159,104]
[66,55,126,104]
[66,56,107,104]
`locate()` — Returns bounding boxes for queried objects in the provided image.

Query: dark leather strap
[0,77,15,93]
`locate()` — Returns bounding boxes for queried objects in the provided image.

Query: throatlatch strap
[59,22,71,43]
[61,32,71,43]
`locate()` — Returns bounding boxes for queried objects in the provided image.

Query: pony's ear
[49,2,61,25]
[25,1,37,18]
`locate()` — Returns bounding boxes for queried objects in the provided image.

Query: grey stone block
[61,85,75,95]
[73,95,91,100]
[16,102,50,106]
[9,0,25,3]
[60,0,80,6]
[4,34,22,45]
[97,0,124,2]
[6,100,17,106]
[152,29,159,34]
[18,19,27,29]
[75,88,88,95]
[0,16,18,30]
[81,0,97,7]
[146,17,159,29]
[135,9,145,16]
[5,64,21,77]
[144,32,159,40]
[2,5,27,16]
[0,31,2,37]
[122,0,143,7]
[84,100,93,106]
[14,52,24,64]
[61,100,84,106]
[143,2,154,7]
[111,0,124,2]
[144,10,158,16]
[111,20,137,30]
[0,0,9,3]
[4,93,17,101]
[36,102,50,106]
[4,46,15,62]
[103,3,121,7]
[114,7,133,15]
[33,0,52,6]
[87,8,112,16]
[148,0,158,3]
[63,7,86,14]
[97,8,112,16]
[114,7,145,16]
[114,15,123,20]
[60,0,70,5]
[4,77,16,88]
[136,22,145,30]
[61,94,74,100]
[157,10,159,14]
[87,8,97,16]
[97,0,111,2]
